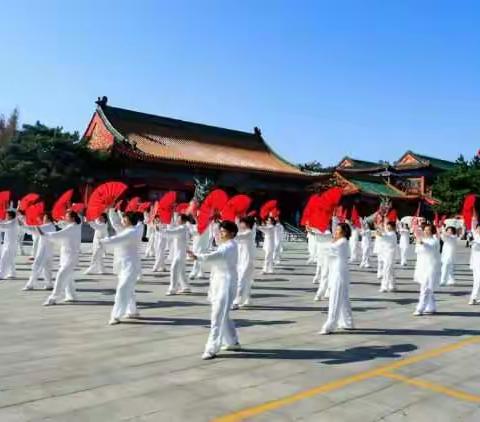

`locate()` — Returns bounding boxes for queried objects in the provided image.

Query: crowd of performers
[1,190,480,360]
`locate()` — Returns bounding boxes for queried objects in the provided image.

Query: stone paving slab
[0,242,479,421]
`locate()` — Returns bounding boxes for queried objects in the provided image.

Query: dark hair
[338,222,352,239]
[424,223,437,234]
[239,216,255,229]
[446,226,457,235]
[67,210,81,224]
[100,213,108,222]
[266,216,277,226]
[44,212,53,222]
[178,213,189,224]
[219,220,238,237]
[17,209,25,216]
[124,212,140,226]
[6,210,16,219]
[386,221,396,230]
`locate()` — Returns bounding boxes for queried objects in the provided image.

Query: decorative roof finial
[254,126,262,136]
[95,96,108,107]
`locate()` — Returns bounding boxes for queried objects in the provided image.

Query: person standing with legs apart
[189,220,240,360]
[85,213,108,275]
[188,219,209,280]
[413,224,441,316]
[440,226,457,286]
[101,212,143,325]
[164,214,192,295]
[22,214,56,290]
[258,217,276,274]
[152,217,167,272]
[310,228,332,301]
[273,219,284,265]
[232,216,256,309]
[377,221,398,292]
[348,224,360,263]
[0,210,19,280]
[42,211,82,306]
[320,223,354,335]
[468,224,480,305]
[359,222,372,268]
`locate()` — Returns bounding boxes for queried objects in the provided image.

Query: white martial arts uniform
[273,223,284,264]
[312,230,332,300]
[373,234,384,280]
[320,237,354,334]
[144,218,156,258]
[378,231,397,292]
[233,228,256,307]
[108,209,123,275]
[16,214,27,256]
[258,224,275,274]
[44,222,82,303]
[440,234,457,286]
[469,238,480,304]
[0,219,19,279]
[165,224,191,294]
[359,228,372,268]
[198,239,240,356]
[414,237,441,314]
[189,224,209,279]
[398,228,410,266]
[85,219,108,274]
[307,231,315,264]
[349,228,360,263]
[31,230,40,259]
[152,223,168,272]
[101,225,142,321]
[23,223,56,289]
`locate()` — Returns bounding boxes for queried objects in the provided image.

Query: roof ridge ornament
[95,96,108,107]
[254,126,262,136]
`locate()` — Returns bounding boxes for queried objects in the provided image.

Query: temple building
[83,97,325,222]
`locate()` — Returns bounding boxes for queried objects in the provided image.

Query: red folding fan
[462,194,477,231]
[0,190,11,220]
[18,193,40,211]
[260,200,278,220]
[86,181,128,221]
[52,189,74,221]
[26,201,45,226]
[221,194,252,221]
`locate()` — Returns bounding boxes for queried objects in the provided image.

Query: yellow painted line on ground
[382,371,480,403]
[213,336,480,422]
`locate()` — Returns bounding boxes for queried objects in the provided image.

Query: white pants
[314,258,330,299]
[376,256,384,279]
[234,261,254,305]
[86,243,105,274]
[400,246,408,266]
[321,279,353,333]
[380,254,396,291]
[273,244,282,264]
[440,262,455,286]
[0,245,16,279]
[153,238,167,272]
[471,266,480,302]
[205,283,239,355]
[25,249,53,289]
[145,235,155,258]
[416,285,436,313]
[360,246,370,267]
[48,255,78,301]
[168,257,190,293]
[111,261,140,320]
[263,249,274,273]
[190,259,204,279]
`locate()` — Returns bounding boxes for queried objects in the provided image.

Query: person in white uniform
[42,211,82,305]
[377,221,398,292]
[101,212,143,325]
[22,213,56,290]
[232,216,256,309]
[398,223,410,266]
[348,224,360,263]
[0,210,19,280]
[144,211,156,258]
[152,216,168,272]
[189,219,210,280]
[320,223,354,335]
[413,224,441,315]
[359,222,372,268]
[85,213,108,275]
[439,226,457,286]
[258,217,276,274]
[164,214,192,295]
[469,224,480,305]
[190,220,240,360]
[310,228,332,301]
[273,219,284,265]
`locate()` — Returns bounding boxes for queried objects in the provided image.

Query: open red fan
[26,201,45,226]
[125,197,141,212]
[197,189,229,234]
[221,194,252,221]
[260,200,278,220]
[176,202,190,214]
[386,208,398,222]
[115,200,123,211]
[155,191,178,224]
[0,190,10,220]
[351,205,361,228]
[86,181,128,221]
[18,193,40,212]
[462,194,477,231]
[301,194,320,226]
[138,202,151,213]
[52,189,74,221]
[70,203,85,214]
[309,187,343,231]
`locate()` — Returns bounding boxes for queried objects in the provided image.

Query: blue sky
[1,0,479,166]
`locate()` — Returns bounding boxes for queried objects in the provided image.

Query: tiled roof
[337,156,384,169]
[394,151,455,171]
[349,177,406,198]
[95,104,306,176]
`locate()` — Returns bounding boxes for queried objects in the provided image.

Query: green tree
[432,154,480,215]
[0,122,120,204]
[298,160,323,172]
[0,108,19,147]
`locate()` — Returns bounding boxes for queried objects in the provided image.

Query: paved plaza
[0,241,479,421]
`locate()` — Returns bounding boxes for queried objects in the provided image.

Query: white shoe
[413,311,422,316]
[44,285,53,290]
[468,299,477,305]
[189,274,196,280]
[319,329,331,335]
[379,288,387,293]
[125,312,140,319]
[166,291,176,296]
[179,288,192,294]
[221,343,242,351]
[202,352,216,360]
[314,295,321,302]
[22,286,33,291]
[43,298,56,306]
[231,303,240,310]
[108,319,120,325]
[64,298,75,303]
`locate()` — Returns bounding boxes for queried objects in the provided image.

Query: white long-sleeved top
[165,224,189,259]
[274,223,284,247]
[89,220,109,244]
[378,231,397,256]
[44,223,81,257]
[101,225,141,262]
[399,228,410,249]
[198,239,238,291]
[258,225,275,253]
[0,219,19,246]
[441,234,457,265]
[415,237,441,289]
[24,223,56,255]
